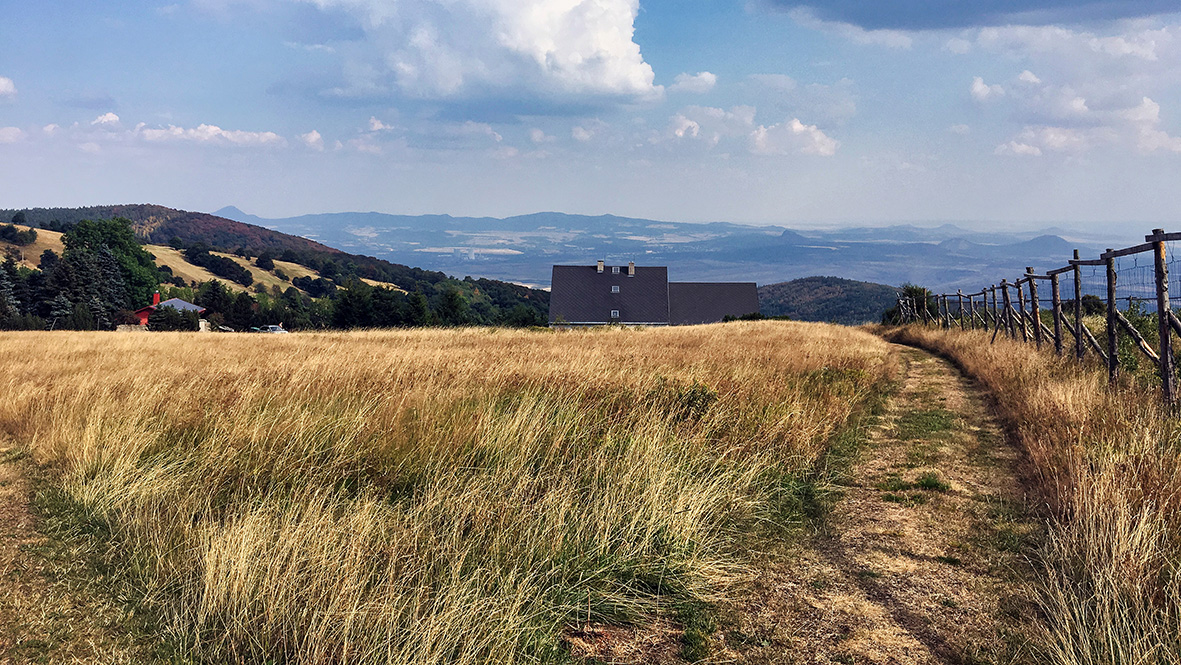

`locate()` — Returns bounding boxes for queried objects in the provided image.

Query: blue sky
[2,0,1180,229]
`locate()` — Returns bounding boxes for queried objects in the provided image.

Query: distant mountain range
[215,206,1135,292]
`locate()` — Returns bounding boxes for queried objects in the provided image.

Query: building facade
[549,261,759,326]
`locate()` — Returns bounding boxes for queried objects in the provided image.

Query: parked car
[259,325,289,334]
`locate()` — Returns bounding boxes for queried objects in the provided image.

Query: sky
[2,0,1181,229]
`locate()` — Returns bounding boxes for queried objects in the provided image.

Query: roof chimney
[628,261,635,277]
[153,291,161,306]
[597,260,604,273]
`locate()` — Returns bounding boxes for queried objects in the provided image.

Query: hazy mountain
[214,206,1130,292]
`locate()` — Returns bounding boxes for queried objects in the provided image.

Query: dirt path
[0,445,149,664]
[723,346,1043,664]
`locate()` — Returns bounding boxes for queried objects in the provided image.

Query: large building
[549,261,759,326]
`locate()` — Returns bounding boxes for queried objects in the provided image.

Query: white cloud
[0,127,23,144]
[571,125,593,142]
[949,124,970,134]
[529,128,554,143]
[789,8,912,49]
[1123,97,1181,153]
[944,38,971,54]
[1018,70,1041,84]
[368,116,391,131]
[303,0,662,102]
[138,123,286,146]
[0,77,15,99]
[750,118,838,157]
[42,124,60,136]
[92,112,121,126]
[299,130,325,150]
[995,141,1042,157]
[669,71,717,94]
[970,76,1004,101]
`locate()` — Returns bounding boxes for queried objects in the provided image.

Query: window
[611,285,620,293]
[610,309,620,318]
[612,266,620,274]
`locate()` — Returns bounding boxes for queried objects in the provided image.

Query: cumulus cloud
[789,8,912,48]
[529,128,555,143]
[669,71,717,94]
[0,77,15,99]
[751,118,839,156]
[0,127,23,144]
[299,130,325,150]
[970,76,1004,101]
[1124,97,1181,153]
[368,116,391,131]
[138,123,286,146]
[763,0,1178,30]
[92,112,121,126]
[300,0,662,103]
[657,105,836,156]
[1018,70,1041,84]
[571,125,593,142]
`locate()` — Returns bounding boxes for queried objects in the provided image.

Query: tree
[406,291,431,326]
[148,306,199,331]
[255,252,275,271]
[434,287,470,326]
[63,218,159,308]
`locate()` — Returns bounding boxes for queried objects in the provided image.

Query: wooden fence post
[1051,272,1063,356]
[1073,250,1084,363]
[1027,267,1042,349]
[942,295,950,330]
[957,290,965,330]
[969,293,977,330]
[1001,280,1014,338]
[1016,280,1029,342]
[1106,249,1119,385]
[990,286,998,332]
[1151,229,1175,405]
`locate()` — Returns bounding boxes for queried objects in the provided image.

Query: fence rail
[894,228,1181,405]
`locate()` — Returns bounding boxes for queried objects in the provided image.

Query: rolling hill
[1,205,548,320]
[758,276,900,325]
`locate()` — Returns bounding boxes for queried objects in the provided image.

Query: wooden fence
[894,228,1181,405]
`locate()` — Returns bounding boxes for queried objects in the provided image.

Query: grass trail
[719,346,1043,664]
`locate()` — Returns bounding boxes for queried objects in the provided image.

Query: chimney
[628,261,635,277]
[153,291,161,306]
[597,260,604,273]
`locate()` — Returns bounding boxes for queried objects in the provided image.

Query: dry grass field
[0,322,897,663]
[884,326,1181,665]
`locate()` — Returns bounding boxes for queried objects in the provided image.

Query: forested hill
[3,205,336,255]
[3,204,547,319]
[758,276,899,325]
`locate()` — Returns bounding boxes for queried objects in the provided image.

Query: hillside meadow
[0,322,897,663]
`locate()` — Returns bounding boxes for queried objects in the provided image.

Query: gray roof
[549,265,670,325]
[669,282,760,325]
[157,298,205,313]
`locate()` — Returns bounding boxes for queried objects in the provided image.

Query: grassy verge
[2,321,896,664]
[881,325,1181,665]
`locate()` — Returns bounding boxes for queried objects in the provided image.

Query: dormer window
[612,266,620,274]
[610,309,619,319]
[611,285,620,293]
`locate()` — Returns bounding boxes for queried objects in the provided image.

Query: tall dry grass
[884,326,1181,664]
[2,322,895,663]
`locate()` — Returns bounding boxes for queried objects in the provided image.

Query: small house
[133,293,206,326]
